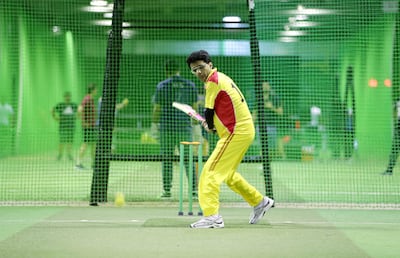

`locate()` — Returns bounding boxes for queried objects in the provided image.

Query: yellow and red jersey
[204,68,254,138]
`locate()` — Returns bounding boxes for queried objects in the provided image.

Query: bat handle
[201,120,211,132]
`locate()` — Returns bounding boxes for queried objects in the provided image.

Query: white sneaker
[190,215,224,228]
[249,197,274,224]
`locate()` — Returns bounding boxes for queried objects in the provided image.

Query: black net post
[248,0,273,198]
[90,0,125,205]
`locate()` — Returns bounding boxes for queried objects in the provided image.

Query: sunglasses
[190,64,207,74]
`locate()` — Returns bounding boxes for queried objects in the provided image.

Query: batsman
[186,50,274,229]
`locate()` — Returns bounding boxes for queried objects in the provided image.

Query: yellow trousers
[198,130,264,216]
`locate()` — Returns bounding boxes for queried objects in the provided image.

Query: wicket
[178,141,203,216]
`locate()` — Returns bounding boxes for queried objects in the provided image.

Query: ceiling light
[92,19,112,26]
[280,30,306,36]
[285,8,336,15]
[52,26,61,33]
[92,20,131,27]
[90,0,108,7]
[222,16,241,23]
[104,12,113,18]
[121,29,136,39]
[279,37,297,43]
[82,3,113,13]
[82,5,113,12]
[289,21,319,28]
[295,15,308,21]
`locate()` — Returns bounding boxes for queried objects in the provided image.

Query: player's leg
[191,133,257,228]
[76,128,89,169]
[221,133,264,206]
[58,128,66,160]
[65,143,73,161]
[65,129,74,161]
[160,131,174,197]
[75,143,87,169]
[90,143,96,168]
[58,143,64,160]
[197,133,261,215]
[222,134,274,224]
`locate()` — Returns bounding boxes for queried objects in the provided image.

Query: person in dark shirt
[152,59,198,198]
[52,92,78,161]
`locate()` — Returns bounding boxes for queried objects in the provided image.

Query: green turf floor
[0,206,399,258]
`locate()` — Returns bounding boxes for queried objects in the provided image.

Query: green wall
[0,11,85,155]
[341,15,397,159]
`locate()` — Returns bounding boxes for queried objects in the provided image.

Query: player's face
[64,95,71,103]
[190,61,212,82]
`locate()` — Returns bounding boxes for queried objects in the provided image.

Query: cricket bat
[172,102,205,123]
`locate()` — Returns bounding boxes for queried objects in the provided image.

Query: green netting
[0,0,399,208]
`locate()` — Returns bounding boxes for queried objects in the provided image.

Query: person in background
[186,50,274,228]
[253,81,286,160]
[52,92,78,161]
[0,100,14,158]
[75,84,97,170]
[151,59,198,198]
[382,98,400,175]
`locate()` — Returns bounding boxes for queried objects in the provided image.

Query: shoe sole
[190,222,224,229]
[250,198,274,224]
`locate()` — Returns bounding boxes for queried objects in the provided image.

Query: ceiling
[7,0,397,41]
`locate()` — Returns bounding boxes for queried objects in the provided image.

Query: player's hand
[122,98,129,106]
[201,120,216,133]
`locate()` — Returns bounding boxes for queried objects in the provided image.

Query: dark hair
[87,83,96,94]
[186,50,212,68]
[165,59,179,75]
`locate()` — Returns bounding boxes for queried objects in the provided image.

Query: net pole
[248,0,273,198]
[90,0,125,205]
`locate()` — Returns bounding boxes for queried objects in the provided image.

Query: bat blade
[172,102,205,122]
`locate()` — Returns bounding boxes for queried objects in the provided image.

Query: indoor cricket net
[0,0,399,208]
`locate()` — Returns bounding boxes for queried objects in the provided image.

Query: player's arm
[204,108,216,133]
[78,104,89,127]
[150,104,161,139]
[52,107,59,121]
[77,105,83,119]
[203,83,217,133]
[152,104,161,124]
